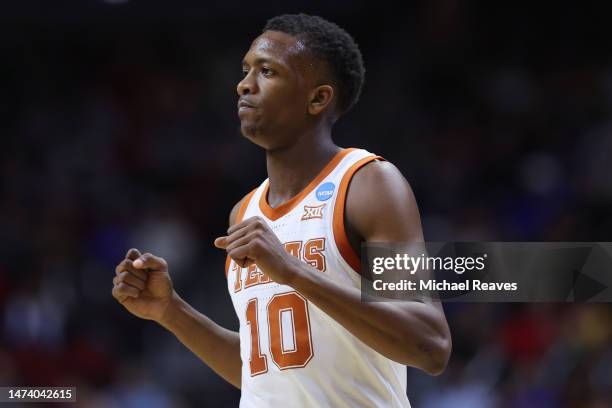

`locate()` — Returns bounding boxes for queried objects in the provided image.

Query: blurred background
[1,0,611,407]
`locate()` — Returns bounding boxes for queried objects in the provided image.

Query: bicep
[347,162,447,315]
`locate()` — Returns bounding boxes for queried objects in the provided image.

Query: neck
[265,127,341,208]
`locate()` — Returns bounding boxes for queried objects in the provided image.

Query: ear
[307,85,335,116]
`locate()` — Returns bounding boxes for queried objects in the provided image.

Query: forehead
[243,30,308,67]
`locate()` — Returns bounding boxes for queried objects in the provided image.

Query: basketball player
[112,14,451,407]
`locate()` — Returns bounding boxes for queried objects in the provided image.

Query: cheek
[265,81,304,109]
[269,92,307,121]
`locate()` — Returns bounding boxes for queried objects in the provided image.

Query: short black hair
[263,14,365,116]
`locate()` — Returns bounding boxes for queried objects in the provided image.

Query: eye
[261,67,274,77]
[242,68,249,77]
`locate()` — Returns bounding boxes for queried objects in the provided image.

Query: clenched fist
[214,216,302,286]
[112,248,175,322]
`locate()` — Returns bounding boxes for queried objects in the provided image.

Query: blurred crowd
[0,1,610,407]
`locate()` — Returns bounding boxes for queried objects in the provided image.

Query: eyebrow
[242,57,286,69]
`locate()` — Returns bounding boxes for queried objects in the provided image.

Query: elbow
[407,331,451,376]
[422,333,451,376]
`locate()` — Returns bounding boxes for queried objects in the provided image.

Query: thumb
[133,253,167,270]
[214,236,228,249]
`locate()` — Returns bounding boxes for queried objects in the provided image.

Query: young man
[112,14,451,407]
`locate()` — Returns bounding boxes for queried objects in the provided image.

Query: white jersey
[226,148,410,408]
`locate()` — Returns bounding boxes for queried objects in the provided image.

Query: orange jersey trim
[225,188,257,277]
[333,155,383,274]
[225,255,232,278]
[258,148,356,221]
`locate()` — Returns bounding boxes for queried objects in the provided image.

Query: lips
[238,99,257,110]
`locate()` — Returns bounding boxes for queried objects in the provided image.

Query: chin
[240,122,256,138]
[240,124,261,143]
[241,125,275,150]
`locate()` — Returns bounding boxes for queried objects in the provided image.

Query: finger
[214,236,228,249]
[223,219,265,249]
[231,255,255,269]
[127,268,147,282]
[112,285,128,303]
[115,259,147,281]
[228,242,256,265]
[112,276,143,295]
[112,282,140,300]
[241,258,256,268]
[133,253,167,271]
[224,222,255,245]
[116,271,146,290]
[115,281,141,297]
[126,248,142,261]
[225,231,258,254]
[226,218,248,235]
[227,216,261,235]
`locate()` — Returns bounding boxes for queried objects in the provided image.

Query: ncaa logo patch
[316,182,335,201]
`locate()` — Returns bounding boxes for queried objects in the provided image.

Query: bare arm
[290,161,451,374]
[112,196,249,388]
[157,291,242,389]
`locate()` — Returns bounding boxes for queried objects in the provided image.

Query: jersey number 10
[246,291,313,376]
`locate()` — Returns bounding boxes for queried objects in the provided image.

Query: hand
[112,248,175,323]
[214,216,300,285]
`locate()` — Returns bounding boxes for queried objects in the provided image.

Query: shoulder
[348,159,406,193]
[345,159,423,242]
[229,188,258,227]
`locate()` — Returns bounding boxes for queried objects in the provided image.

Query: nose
[237,72,256,96]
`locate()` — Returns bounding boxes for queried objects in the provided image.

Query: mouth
[238,100,257,111]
